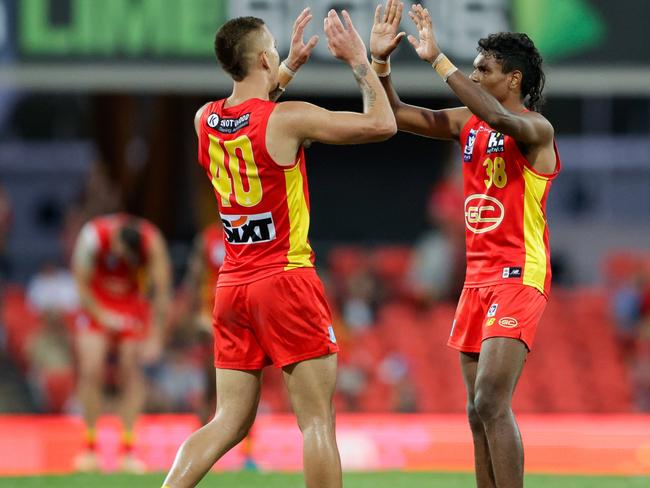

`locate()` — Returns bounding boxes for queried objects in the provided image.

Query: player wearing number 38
[369,1,561,487]
[161,7,396,488]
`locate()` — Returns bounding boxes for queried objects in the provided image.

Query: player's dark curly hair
[215,16,266,82]
[119,220,145,266]
[478,33,545,112]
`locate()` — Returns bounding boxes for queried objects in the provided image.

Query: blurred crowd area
[0,163,648,417]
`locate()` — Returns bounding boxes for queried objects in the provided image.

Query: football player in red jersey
[72,214,172,473]
[162,7,396,488]
[370,2,560,487]
[184,222,258,469]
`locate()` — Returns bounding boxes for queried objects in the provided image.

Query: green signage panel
[18,0,226,59]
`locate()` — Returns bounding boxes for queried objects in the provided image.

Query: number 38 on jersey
[483,156,508,189]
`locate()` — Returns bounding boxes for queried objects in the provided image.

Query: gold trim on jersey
[284,162,313,270]
[522,167,549,293]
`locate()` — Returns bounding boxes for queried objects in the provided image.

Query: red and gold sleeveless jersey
[200,223,225,312]
[197,98,314,286]
[460,115,561,296]
[89,214,155,306]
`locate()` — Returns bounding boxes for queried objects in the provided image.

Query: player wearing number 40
[370,1,561,487]
[161,7,396,488]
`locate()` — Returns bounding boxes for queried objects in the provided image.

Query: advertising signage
[10,0,650,66]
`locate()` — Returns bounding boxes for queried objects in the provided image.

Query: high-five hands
[324,9,368,65]
[370,0,406,61]
[286,8,319,72]
[407,3,442,63]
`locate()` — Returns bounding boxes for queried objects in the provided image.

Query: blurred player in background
[183,221,224,424]
[183,221,257,469]
[162,7,396,488]
[370,1,560,487]
[72,213,172,473]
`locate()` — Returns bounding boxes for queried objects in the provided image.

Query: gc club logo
[464,194,505,234]
[207,113,220,128]
[498,317,519,328]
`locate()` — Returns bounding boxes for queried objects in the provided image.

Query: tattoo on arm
[352,64,377,112]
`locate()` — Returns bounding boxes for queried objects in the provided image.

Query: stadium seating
[0,258,636,415]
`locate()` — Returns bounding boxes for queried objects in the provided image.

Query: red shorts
[212,268,338,369]
[75,299,150,342]
[448,284,547,353]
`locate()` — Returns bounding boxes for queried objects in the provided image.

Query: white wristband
[280,61,296,78]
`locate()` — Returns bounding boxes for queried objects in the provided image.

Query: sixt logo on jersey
[463,129,477,162]
[221,212,276,245]
[486,131,505,154]
[207,113,251,134]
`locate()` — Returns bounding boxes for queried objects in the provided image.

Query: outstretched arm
[369,0,470,140]
[407,4,553,146]
[271,9,396,148]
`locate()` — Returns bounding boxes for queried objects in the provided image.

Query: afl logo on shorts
[207,113,220,128]
[464,194,505,234]
[498,317,519,329]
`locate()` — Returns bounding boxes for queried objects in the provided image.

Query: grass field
[1,471,649,487]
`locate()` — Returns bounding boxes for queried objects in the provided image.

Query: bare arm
[146,228,173,336]
[444,72,553,144]
[269,10,396,151]
[370,0,471,140]
[382,75,471,139]
[407,4,553,146]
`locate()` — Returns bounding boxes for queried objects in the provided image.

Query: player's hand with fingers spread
[324,9,368,66]
[370,0,406,61]
[286,7,319,72]
[407,3,441,63]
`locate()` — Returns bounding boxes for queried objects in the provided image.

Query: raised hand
[370,0,406,61]
[407,3,441,63]
[324,9,368,65]
[286,7,319,72]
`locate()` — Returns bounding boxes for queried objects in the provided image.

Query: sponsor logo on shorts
[486,318,496,327]
[208,112,250,134]
[464,194,505,234]
[502,267,522,278]
[221,212,276,245]
[498,317,519,329]
[328,325,337,344]
[487,303,498,317]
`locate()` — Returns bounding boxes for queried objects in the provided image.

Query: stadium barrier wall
[0,414,649,476]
